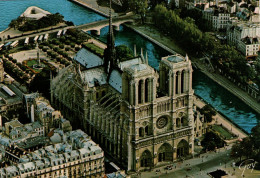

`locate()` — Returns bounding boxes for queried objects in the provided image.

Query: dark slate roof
[74,48,103,69]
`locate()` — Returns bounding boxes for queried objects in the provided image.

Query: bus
[0,44,4,51]
[57,30,62,38]
[10,40,19,48]
[38,35,43,42]
[24,37,29,45]
[62,29,67,36]
[44,34,49,41]
[3,41,12,50]
[33,36,39,43]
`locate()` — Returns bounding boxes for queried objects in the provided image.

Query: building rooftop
[82,67,107,87]
[74,48,103,69]
[129,63,147,71]
[167,55,185,63]
[109,70,122,93]
[0,83,23,110]
[0,129,103,174]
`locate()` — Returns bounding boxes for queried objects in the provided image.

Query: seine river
[0,0,259,133]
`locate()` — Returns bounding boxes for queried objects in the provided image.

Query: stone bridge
[76,14,135,35]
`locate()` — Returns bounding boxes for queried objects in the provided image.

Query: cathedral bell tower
[104,0,116,79]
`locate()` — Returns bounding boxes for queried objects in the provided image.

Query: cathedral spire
[109,0,113,41]
[104,0,116,79]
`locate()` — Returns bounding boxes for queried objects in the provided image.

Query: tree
[201,131,225,151]
[149,0,168,9]
[115,45,134,62]
[129,0,148,24]
[30,67,51,99]
[199,104,216,123]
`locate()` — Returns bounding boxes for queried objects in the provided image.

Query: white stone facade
[227,21,260,57]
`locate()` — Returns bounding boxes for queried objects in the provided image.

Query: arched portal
[177,139,189,158]
[140,150,152,167]
[158,143,173,162]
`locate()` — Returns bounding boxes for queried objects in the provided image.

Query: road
[137,146,260,178]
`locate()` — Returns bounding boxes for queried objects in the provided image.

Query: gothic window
[181,116,188,127]
[175,72,179,94]
[145,78,149,102]
[145,125,149,135]
[165,69,169,94]
[138,80,142,104]
[139,127,144,137]
[156,116,168,129]
[176,118,181,127]
[181,70,185,93]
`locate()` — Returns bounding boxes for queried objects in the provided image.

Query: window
[139,127,144,137]
[145,126,149,135]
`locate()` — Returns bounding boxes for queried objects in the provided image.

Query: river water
[0,0,259,133]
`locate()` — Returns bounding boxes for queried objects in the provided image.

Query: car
[187,167,192,171]
[165,165,172,170]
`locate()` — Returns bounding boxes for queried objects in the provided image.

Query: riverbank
[68,0,117,17]
[194,95,248,138]
[129,25,260,114]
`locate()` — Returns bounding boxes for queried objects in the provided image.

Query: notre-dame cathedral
[50,3,194,171]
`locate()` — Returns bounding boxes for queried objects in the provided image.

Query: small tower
[122,60,157,106]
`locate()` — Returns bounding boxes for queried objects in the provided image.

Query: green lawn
[212,125,236,140]
[26,59,43,73]
[83,43,104,56]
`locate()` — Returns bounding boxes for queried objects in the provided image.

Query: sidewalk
[137,146,260,178]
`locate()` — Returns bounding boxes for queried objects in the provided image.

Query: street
[137,146,260,178]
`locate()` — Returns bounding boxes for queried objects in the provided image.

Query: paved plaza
[11,49,48,63]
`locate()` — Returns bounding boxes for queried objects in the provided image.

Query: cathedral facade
[50,1,194,171]
[50,53,194,171]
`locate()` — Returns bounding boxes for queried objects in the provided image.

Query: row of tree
[153,5,215,54]
[152,5,256,85]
